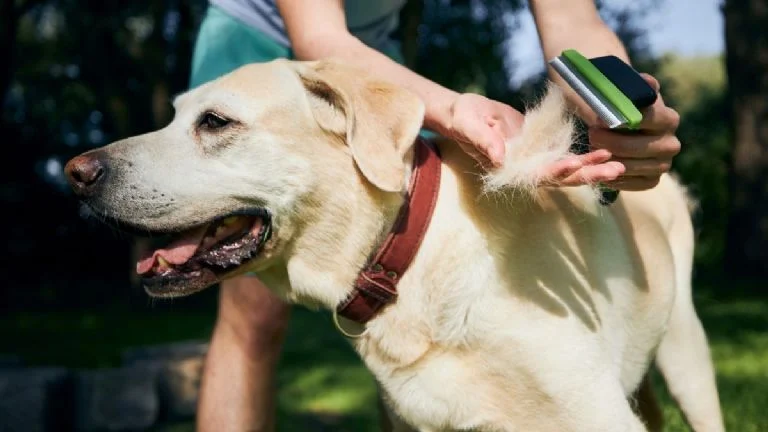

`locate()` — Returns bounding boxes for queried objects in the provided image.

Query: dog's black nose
[64,153,106,196]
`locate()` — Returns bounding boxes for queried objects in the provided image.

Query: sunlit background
[1,0,765,431]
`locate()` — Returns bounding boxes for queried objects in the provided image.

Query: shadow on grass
[0,287,380,430]
[651,285,768,432]
[2,281,766,430]
[696,296,768,344]
[276,307,380,430]
[652,371,768,432]
[152,412,380,432]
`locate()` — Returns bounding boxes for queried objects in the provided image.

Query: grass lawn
[1,283,766,431]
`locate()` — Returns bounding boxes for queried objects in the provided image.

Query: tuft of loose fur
[482,82,579,195]
[668,172,699,215]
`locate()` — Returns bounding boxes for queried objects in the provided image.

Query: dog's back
[361,89,722,431]
[62,59,722,432]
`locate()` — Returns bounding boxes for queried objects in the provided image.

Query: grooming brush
[548,49,658,205]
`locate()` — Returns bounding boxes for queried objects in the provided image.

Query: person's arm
[276,0,623,185]
[276,1,456,139]
[530,0,629,123]
[530,0,681,190]
[276,0,524,167]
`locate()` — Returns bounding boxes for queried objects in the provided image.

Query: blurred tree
[1,0,206,308]
[723,0,768,278]
[399,0,663,110]
[656,54,730,271]
[398,0,423,69]
[3,0,697,309]
[414,0,524,104]
[1,0,43,107]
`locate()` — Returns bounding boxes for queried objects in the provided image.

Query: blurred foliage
[411,0,664,107]
[655,54,731,270]
[0,1,764,429]
[722,0,768,278]
[414,0,524,102]
[1,0,207,309]
[652,281,768,432]
[0,0,752,304]
[3,281,767,430]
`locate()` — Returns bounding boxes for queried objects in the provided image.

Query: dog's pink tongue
[136,225,209,275]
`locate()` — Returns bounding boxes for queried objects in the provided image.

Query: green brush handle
[558,50,657,206]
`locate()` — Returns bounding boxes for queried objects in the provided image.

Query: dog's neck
[262,141,426,311]
[335,139,441,324]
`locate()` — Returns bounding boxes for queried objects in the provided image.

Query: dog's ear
[291,59,426,192]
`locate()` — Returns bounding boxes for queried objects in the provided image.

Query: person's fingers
[540,157,583,182]
[588,129,681,159]
[486,106,524,165]
[537,150,613,186]
[639,73,661,92]
[636,73,680,133]
[455,139,494,169]
[497,105,525,141]
[603,175,661,191]
[637,104,680,133]
[461,117,506,168]
[577,149,613,165]
[557,161,626,187]
[618,158,672,177]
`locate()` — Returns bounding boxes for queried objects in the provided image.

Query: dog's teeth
[222,216,239,226]
[157,256,171,269]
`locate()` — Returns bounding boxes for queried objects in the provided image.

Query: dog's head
[64,59,425,300]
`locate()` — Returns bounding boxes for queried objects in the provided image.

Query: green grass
[649,288,768,432]
[656,53,726,115]
[1,285,767,431]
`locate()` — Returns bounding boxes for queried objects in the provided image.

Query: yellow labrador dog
[64,59,723,431]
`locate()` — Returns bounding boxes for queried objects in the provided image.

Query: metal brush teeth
[549,55,623,206]
[548,57,626,129]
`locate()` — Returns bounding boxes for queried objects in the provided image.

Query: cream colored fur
[482,82,579,195]
[77,59,724,431]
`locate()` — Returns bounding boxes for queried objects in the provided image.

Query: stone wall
[0,341,208,432]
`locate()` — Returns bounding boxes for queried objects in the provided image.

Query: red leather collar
[336,137,442,324]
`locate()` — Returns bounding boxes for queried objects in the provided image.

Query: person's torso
[209,0,407,51]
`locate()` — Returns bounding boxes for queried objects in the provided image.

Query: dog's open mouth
[136,209,272,297]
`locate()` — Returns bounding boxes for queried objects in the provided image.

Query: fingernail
[492,149,505,166]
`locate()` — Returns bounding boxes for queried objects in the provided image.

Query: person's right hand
[441,93,623,187]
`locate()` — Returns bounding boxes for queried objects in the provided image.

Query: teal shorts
[190,5,405,88]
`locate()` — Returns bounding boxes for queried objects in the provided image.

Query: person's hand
[588,74,681,190]
[443,94,620,183]
[441,93,524,169]
[541,74,681,190]
[441,94,629,185]
[441,75,680,191]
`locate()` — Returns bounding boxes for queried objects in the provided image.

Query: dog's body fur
[67,59,724,431]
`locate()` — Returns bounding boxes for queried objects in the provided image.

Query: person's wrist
[423,89,459,137]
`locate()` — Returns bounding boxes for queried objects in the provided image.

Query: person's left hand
[539,74,681,190]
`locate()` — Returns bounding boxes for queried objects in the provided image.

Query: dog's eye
[199,112,230,130]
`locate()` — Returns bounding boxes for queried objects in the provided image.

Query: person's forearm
[530,0,629,66]
[530,0,630,121]
[291,32,458,135]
